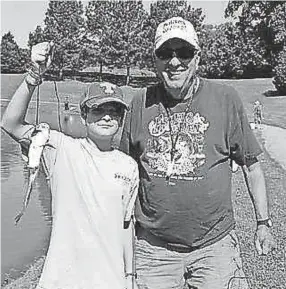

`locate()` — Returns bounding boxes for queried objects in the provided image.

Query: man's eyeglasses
[155,47,197,61]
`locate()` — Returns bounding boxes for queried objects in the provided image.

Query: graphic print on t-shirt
[146,111,209,180]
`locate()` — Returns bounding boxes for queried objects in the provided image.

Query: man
[1,42,139,289]
[120,17,275,289]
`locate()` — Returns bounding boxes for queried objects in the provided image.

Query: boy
[1,42,139,289]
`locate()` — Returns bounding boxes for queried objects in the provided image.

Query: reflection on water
[1,103,85,283]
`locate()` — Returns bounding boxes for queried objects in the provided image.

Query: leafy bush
[273,46,286,95]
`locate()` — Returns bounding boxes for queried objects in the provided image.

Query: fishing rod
[35,84,40,125]
[53,79,62,132]
[34,45,63,133]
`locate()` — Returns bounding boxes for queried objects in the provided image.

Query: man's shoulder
[201,78,241,104]
[201,78,237,94]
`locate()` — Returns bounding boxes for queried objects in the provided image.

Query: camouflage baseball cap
[80,82,128,110]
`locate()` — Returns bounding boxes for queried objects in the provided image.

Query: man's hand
[255,225,276,255]
[31,41,54,75]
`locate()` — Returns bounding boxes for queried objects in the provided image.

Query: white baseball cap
[154,17,200,51]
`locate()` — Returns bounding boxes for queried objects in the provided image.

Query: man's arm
[1,42,53,141]
[244,161,268,220]
[242,162,276,255]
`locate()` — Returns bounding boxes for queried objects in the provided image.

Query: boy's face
[85,102,125,139]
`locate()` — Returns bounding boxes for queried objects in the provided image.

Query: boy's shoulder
[114,149,138,170]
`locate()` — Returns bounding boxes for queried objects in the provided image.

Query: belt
[136,226,195,253]
[165,242,194,253]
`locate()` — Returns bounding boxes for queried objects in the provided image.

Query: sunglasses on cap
[155,46,197,61]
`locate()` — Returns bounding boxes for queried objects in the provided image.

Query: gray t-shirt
[120,79,262,248]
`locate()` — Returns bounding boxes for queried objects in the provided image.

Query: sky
[1,0,229,48]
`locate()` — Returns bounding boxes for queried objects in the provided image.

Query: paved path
[258,124,286,171]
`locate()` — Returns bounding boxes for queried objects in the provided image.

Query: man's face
[155,38,199,96]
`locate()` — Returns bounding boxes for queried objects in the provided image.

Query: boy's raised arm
[1,80,36,141]
[1,42,54,141]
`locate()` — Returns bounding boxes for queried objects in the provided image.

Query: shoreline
[2,257,44,288]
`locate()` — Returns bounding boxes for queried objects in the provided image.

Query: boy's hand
[31,41,54,75]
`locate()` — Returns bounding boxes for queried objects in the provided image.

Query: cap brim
[83,96,128,110]
[155,33,200,51]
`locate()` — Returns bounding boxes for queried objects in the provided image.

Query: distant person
[1,42,139,289]
[63,95,72,126]
[119,17,276,289]
[253,100,263,128]
[64,96,70,111]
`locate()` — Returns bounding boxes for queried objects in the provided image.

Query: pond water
[1,126,51,282]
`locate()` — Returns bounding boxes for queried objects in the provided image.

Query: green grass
[232,131,286,289]
[2,76,286,288]
[217,78,286,129]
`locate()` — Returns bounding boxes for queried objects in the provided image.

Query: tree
[150,1,205,33]
[273,46,286,94]
[108,1,152,84]
[85,0,153,84]
[198,1,286,79]
[199,21,270,79]
[43,0,85,79]
[85,0,118,79]
[28,25,47,49]
[225,1,286,69]
[19,48,31,70]
[1,32,23,73]
[199,23,240,78]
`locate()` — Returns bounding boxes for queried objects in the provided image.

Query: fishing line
[49,42,62,133]
[34,70,62,132]
[53,80,62,132]
[35,68,41,125]
[131,215,136,289]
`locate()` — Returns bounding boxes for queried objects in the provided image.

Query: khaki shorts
[135,228,248,289]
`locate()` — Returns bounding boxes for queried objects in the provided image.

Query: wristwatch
[257,218,273,228]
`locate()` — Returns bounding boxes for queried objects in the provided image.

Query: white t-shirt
[35,130,139,289]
